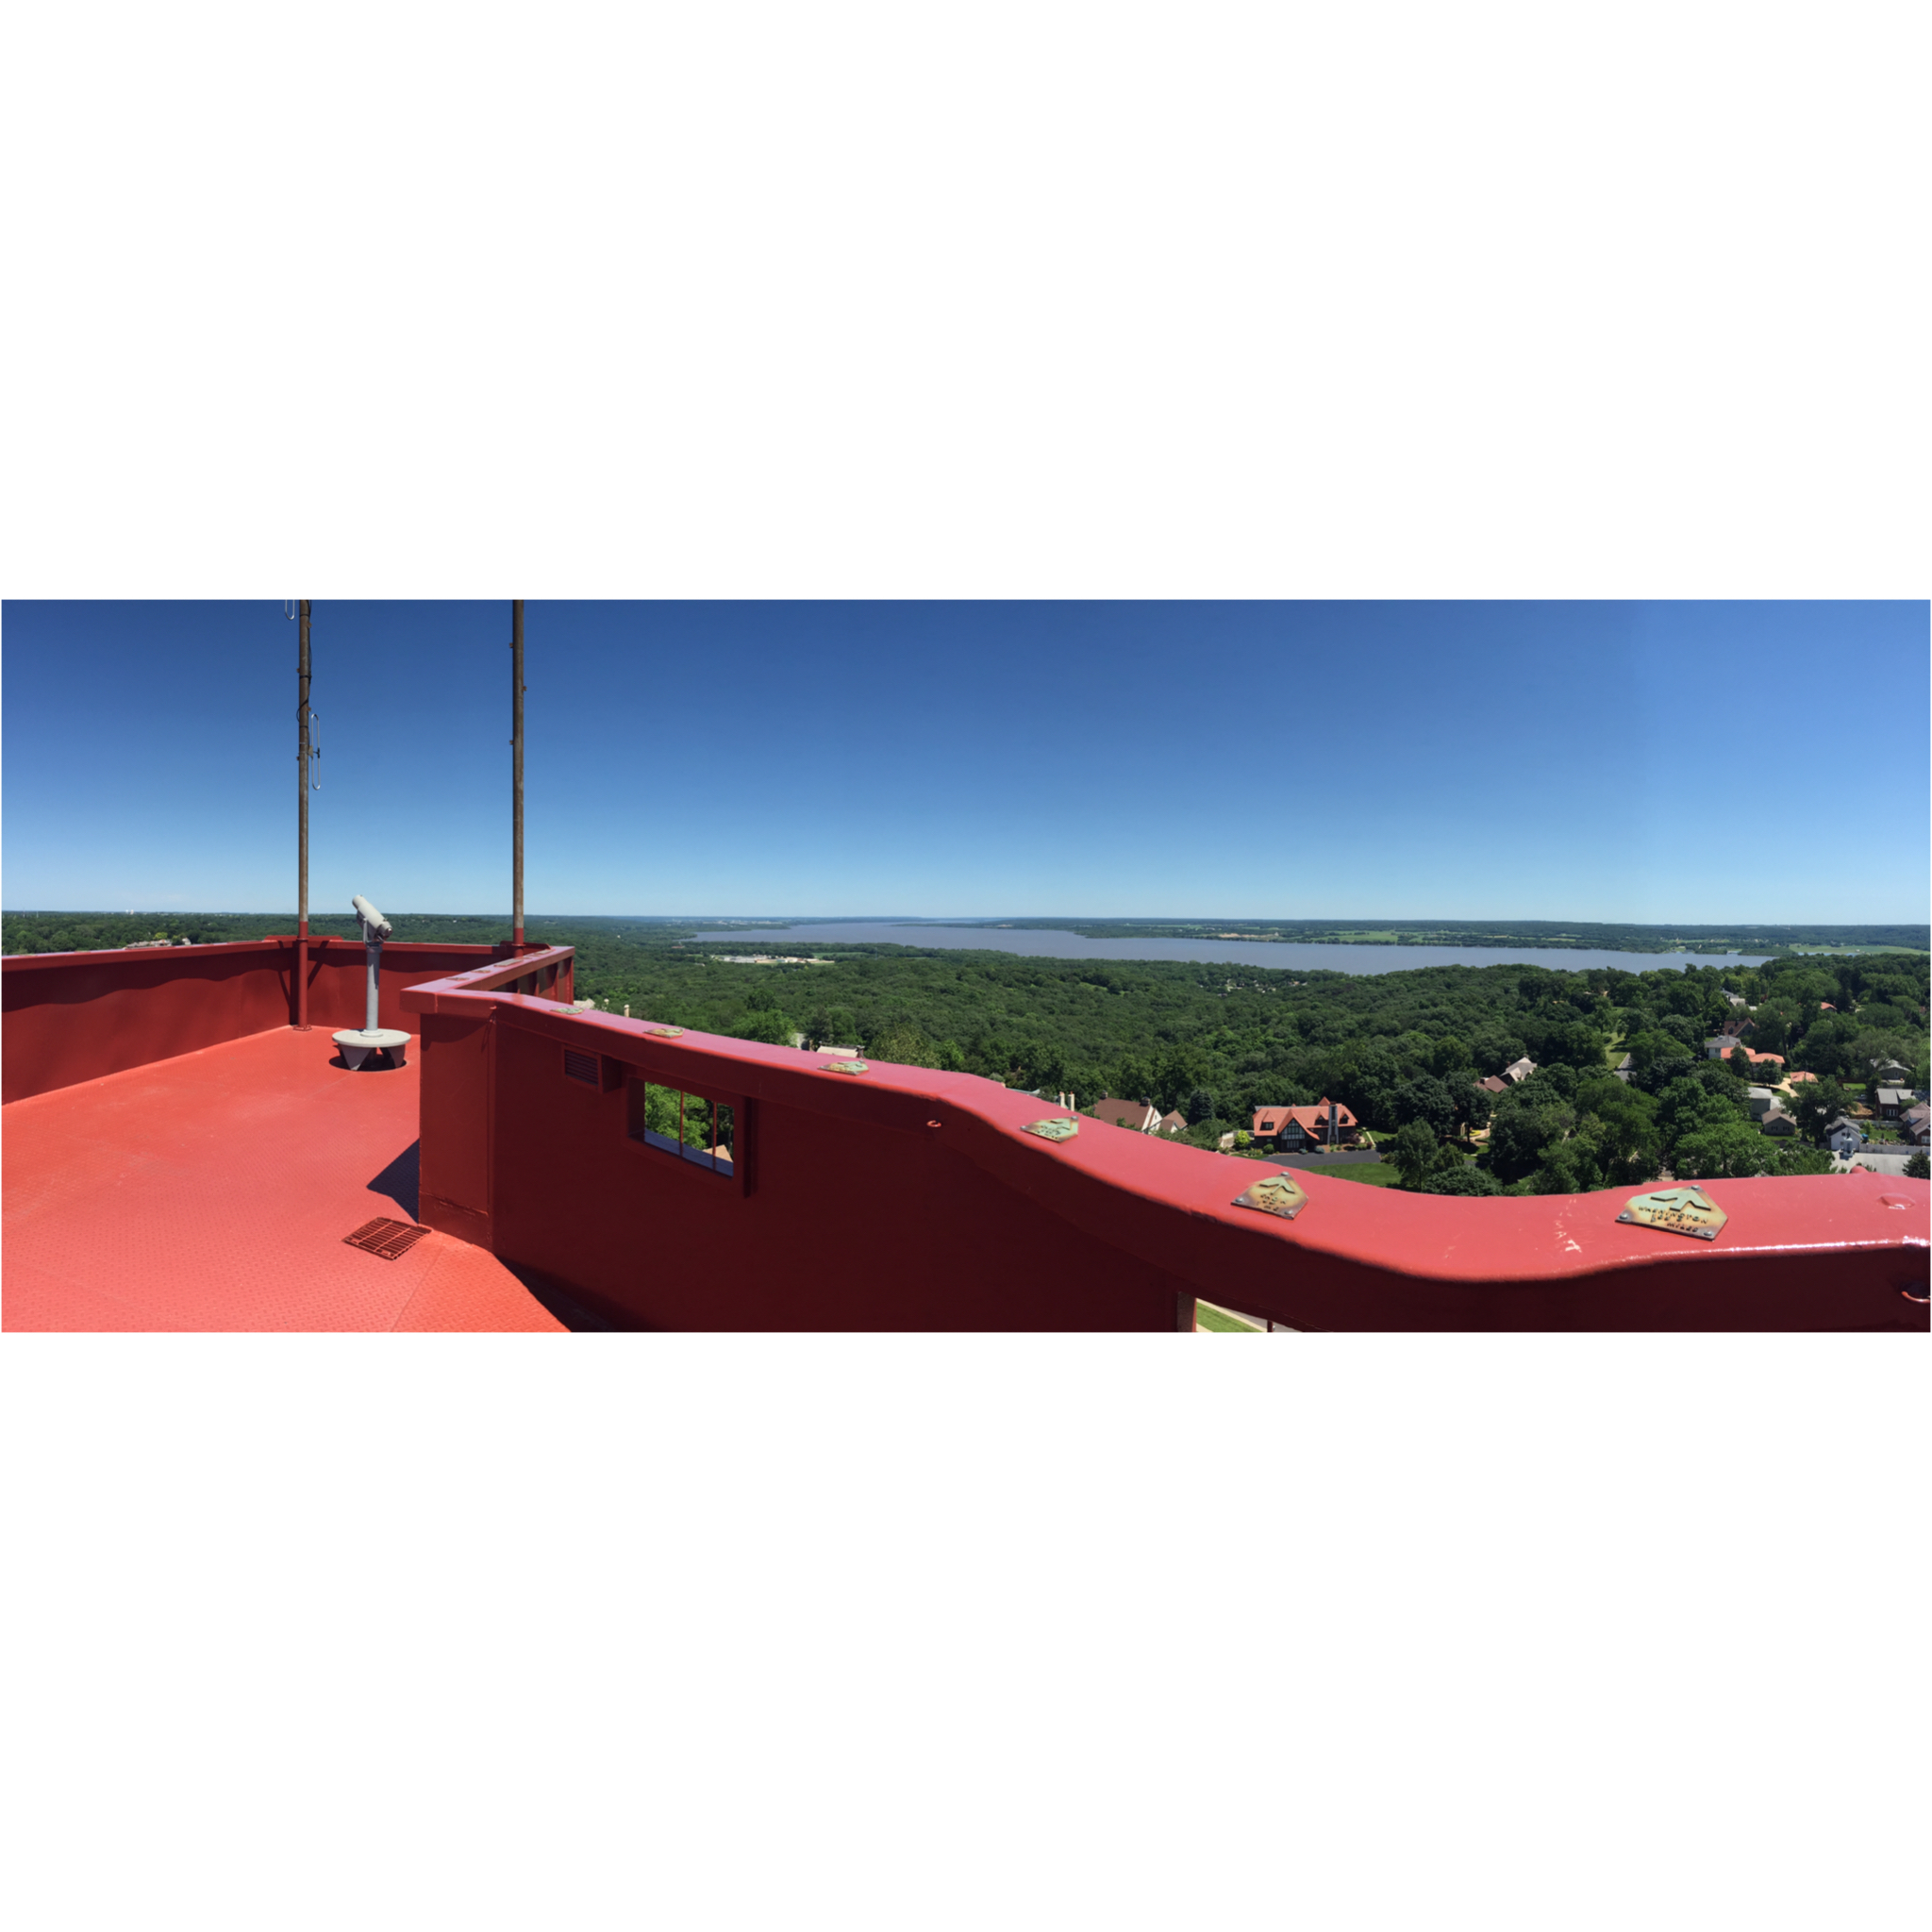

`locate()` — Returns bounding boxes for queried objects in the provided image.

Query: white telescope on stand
[332,894,411,1070]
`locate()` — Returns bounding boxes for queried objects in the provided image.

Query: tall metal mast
[511,598,525,949]
[296,599,313,1028]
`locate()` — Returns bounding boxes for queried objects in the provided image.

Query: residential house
[1758,1108,1799,1138]
[1254,1100,1361,1150]
[1155,1109,1187,1136]
[1704,1037,1733,1059]
[1900,1104,1930,1147]
[1874,1086,1915,1121]
[1744,1086,1779,1120]
[1719,1043,1785,1075]
[1502,1058,1537,1084]
[1092,1097,1160,1133]
[1869,1058,1912,1088]
[1477,1074,1510,1096]
[1724,991,1748,1008]
[1785,1070,1818,1087]
[1824,1115,1867,1157]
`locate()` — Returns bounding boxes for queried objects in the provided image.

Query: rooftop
[5,1024,564,1332]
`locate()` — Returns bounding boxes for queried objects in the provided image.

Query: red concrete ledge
[398,970,1931,1330]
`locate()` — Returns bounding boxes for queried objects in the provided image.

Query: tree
[805,1006,858,1050]
[1389,1120,1458,1190]
[1905,1149,1930,1180]
[1531,1138,1602,1193]
[1655,1069,1753,1170]
[1486,1092,1574,1182]
[1391,1074,1456,1140]
[1327,1041,1406,1131]
[1418,1164,1503,1196]
[1792,1078,1853,1146]
[1848,1030,1919,1094]
[1569,1077,1663,1188]
[867,1020,943,1067]
[1469,1027,1528,1078]
[1459,1081,1495,1133]
[731,1006,794,1046]
[1547,1020,1607,1071]
[1185,1087,1217,1125]
[1672,1119,1777,1179]
[1775,1142,1836,1176]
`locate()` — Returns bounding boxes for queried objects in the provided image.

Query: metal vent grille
[343,1217,431,1261]
[563,1049,600,1086]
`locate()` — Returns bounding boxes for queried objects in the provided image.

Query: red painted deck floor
[2,1027,565,1332]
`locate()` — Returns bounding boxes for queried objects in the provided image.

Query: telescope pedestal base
[332,1027,410,1070]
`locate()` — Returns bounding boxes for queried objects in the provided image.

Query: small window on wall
[626,1079,737,1175]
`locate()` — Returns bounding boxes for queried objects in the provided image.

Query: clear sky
[2,600,1925,924]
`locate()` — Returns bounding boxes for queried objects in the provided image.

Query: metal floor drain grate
[343,1217,432,1261]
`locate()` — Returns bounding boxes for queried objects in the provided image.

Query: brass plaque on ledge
[644,1025,685,1038]
[823,1059,870,1075]
[1616,1186,1726,1241]
[1232,1172,1308,1221]
[1023,1116,1079,1142]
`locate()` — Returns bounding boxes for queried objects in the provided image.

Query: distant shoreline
[6,909,1924,966]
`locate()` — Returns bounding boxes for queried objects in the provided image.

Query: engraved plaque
[823,1059,870,1075]
[644,1025,685,1038]
[1616,1185,1727,1241]
[1023,1116,1080,1142]
[1232,1172,1309,1221]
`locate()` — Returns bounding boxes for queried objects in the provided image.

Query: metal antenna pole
[512,598,525,949]
[296,599,312,1028]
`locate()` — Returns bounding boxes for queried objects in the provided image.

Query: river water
[693,924,1773,976]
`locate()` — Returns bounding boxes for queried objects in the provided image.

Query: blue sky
[2,601,1924,923]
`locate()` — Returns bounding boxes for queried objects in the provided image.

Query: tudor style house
[1092,1097,1161,1133]
[1252,1099,1361,1150]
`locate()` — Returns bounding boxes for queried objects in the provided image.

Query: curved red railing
[401,966,1931,1332]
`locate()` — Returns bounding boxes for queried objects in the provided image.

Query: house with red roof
[1252,1099,1360,1150]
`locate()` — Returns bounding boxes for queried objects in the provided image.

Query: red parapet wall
[0,938,543,1103]
[402,968,1930,1332]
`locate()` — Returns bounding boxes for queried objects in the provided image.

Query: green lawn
[1195,1301,1265,1331]
[1305,1161,1403,1188]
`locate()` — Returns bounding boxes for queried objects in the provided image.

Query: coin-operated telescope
[331,894,410,1070]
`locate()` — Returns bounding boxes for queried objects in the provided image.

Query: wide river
[694,924,1773,976]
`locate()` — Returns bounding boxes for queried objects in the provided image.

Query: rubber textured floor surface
[3,1026,565,1331]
